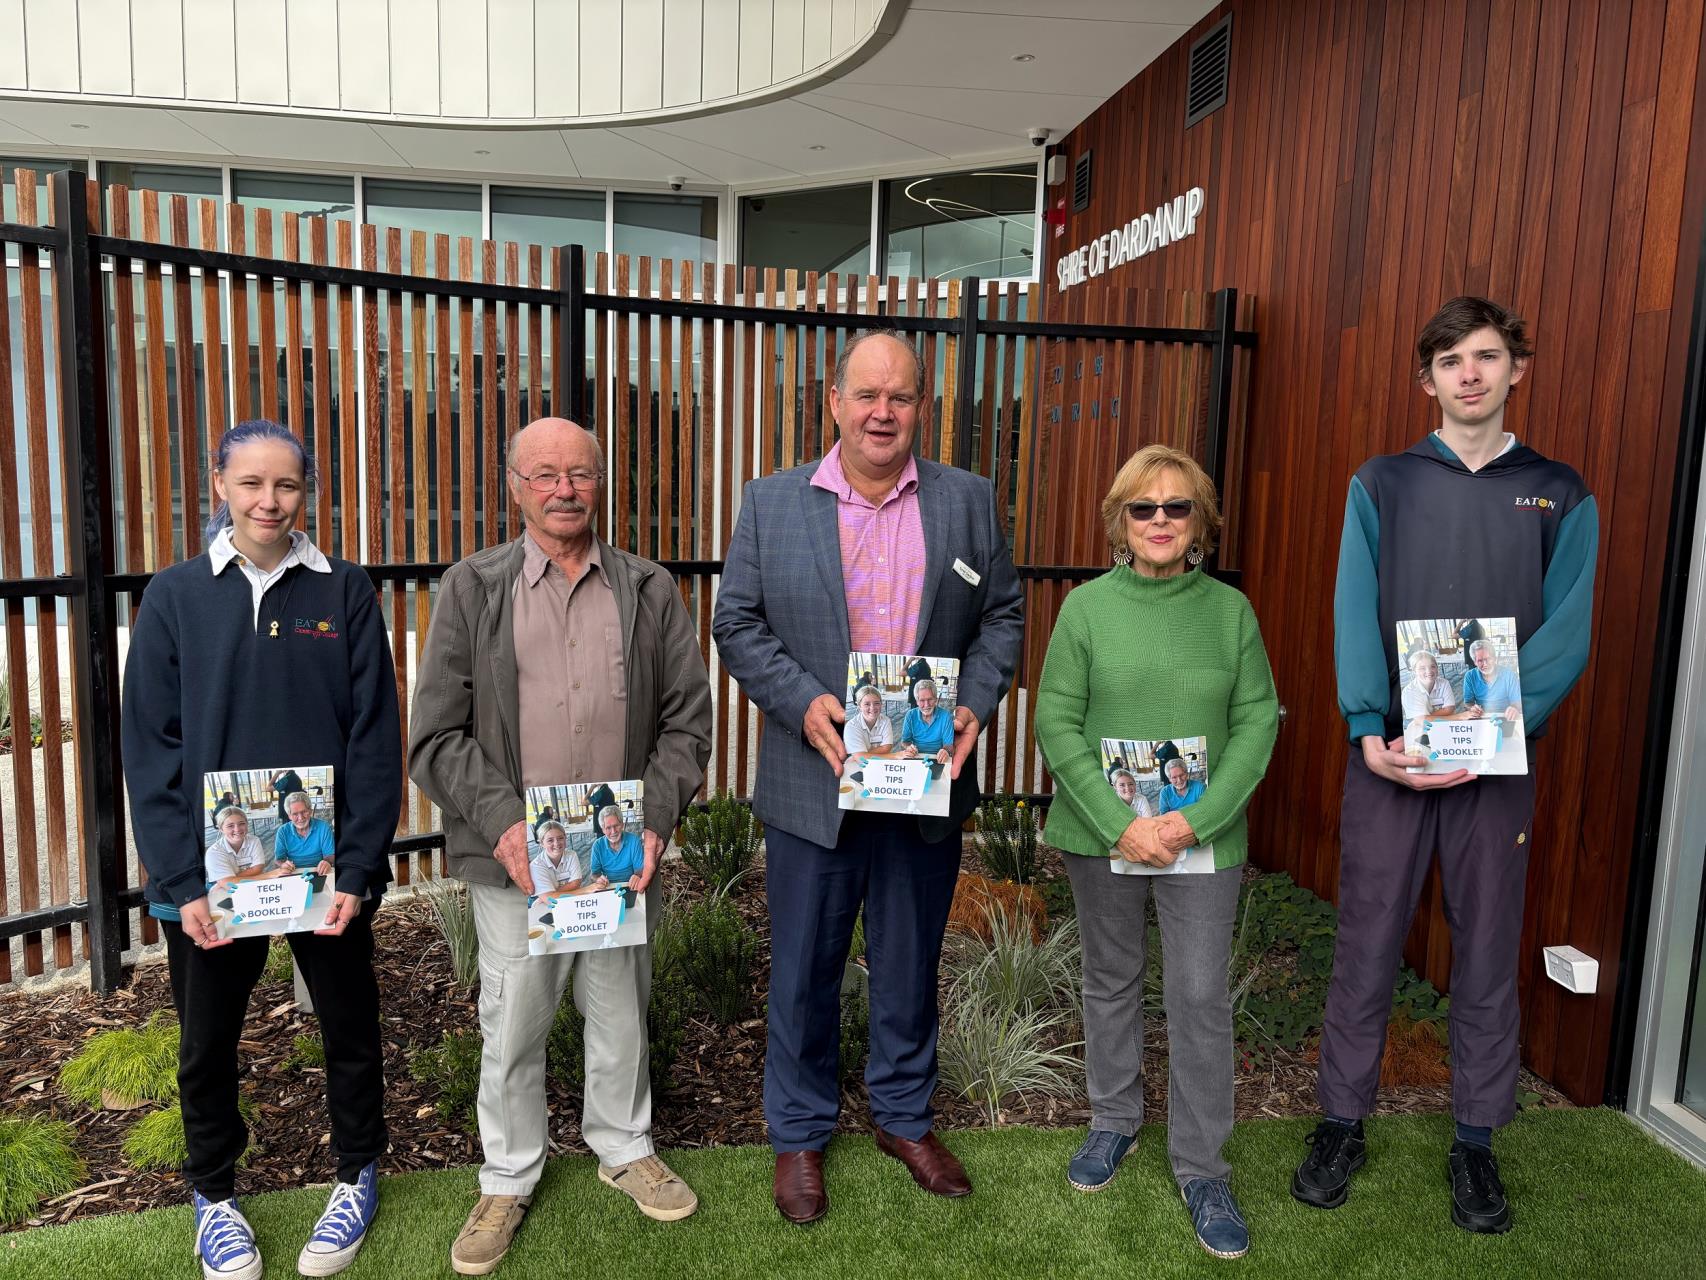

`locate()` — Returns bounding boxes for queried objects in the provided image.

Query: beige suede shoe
[598,1154,700,1221]
[450,1194,531,1276]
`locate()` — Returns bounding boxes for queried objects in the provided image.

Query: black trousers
[163,898,387,1200]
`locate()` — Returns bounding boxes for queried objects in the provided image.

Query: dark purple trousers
[1316,752,1536,1128]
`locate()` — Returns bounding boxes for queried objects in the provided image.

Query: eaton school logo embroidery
[294,614,340,639]
[1514,497,1560,511]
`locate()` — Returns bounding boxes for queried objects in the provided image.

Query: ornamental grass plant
[938,901,1083,1125]
[420,878,481,991]
[0,1115,83,1225]
[57,1012,179,1111]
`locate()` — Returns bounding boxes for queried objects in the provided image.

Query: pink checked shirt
[810,443,926,653]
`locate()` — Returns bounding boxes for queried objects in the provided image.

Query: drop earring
[1186,543,1205,567]
[1112,545,1133,567]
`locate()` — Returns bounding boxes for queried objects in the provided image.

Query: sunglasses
[1125,499,1195,521]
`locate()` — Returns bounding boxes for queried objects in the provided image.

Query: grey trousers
[469,878,658,1196]
[1063,852,1242,1186]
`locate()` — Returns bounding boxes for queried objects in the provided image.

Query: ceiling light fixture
[70,123,90,129]
[808,144,827,151]
[474,149,490,155]
[1012,53,1035,62]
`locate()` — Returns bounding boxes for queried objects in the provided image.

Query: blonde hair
[1099,444,1222,560]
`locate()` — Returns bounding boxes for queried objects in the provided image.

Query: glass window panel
[363,179,482,243]
[100,162,223,237]
[492,186,604,257]
[741,184,870,277]
[2,156,89,223]
[232,170,356,249]
[882,165,1038,281]
[613,193,716,291]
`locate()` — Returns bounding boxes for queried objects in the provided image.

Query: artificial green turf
[5,1109,1704,1278]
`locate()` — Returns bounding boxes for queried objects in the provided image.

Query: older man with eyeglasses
[410,417,711,1275]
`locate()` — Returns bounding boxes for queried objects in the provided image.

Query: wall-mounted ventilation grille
[1072,150,1092,213]
[1185,15,1232,128]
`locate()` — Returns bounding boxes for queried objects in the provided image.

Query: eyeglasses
[513,469,601,493]
[1125,499,1194,522]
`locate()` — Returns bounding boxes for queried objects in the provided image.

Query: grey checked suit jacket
[712,456,1024,848]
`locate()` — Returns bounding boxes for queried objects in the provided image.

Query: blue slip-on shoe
[297,1162,379,1276]
[1448,1141,1512,1235]
[1067,1129,1136,1192]
[1182,1177,1250,1260]
[192,1191,263,1280]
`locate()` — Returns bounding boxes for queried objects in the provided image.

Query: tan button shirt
[513,532,627,789]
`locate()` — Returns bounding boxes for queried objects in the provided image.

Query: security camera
[1027,127,1051,147]
[667,175,686,192]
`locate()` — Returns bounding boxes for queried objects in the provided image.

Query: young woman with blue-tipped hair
[121,420,402,1280]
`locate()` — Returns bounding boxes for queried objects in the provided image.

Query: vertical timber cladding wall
[1046,0,1706,1105]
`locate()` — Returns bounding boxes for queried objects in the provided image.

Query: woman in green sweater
[1035,444,1278,1261]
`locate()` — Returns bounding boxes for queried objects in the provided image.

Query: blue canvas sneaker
[297,1162,379,1276]
[192,1191,262,1280]
[1182,1177,1249,1260]
[1067,1129,1136,1191]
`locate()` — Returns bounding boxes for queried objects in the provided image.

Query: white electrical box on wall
[1543,945,1599,994]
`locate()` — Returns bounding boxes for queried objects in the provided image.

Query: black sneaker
[1448,1141,1512,1234]
[1291,1119,1366,1209]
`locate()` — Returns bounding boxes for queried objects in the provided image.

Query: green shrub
[282,1033,326,1071]
[975,793,1041,884]
[263,936,295,984]
[0,1115,83,1224]
[122,1097,258,1173]
[650,890,688,981]
[58,1012,179,1110]
[648,969,694,1085]
[548,968,698,1089]
[676,896,760,1025]
[409,1031,483,1134]
[677,792,762,893]
[839,963,869,1081]
[848,911,866,964]
[419,878,481,991]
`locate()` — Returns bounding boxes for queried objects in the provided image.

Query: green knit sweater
[1034,566,1279,868]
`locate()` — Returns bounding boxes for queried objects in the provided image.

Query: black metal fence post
[52,169,124,992]
[1202,286,1239,501]
[953,276,981,471]
[561,245,587,425]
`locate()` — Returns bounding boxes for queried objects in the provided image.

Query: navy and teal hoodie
[121,554,404,917]
[1334,434,1598,742]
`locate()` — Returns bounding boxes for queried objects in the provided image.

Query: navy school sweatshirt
[121,554,404,916]
[1334,434,1599,742]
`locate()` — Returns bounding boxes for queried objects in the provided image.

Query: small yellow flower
[1016,800,1026,808]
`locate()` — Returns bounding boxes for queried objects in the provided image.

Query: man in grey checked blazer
[713,330,1024,1224]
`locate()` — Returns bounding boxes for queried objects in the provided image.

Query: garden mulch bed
[0,843,1566,1229]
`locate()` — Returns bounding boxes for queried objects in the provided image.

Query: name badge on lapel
[952,558,981,587]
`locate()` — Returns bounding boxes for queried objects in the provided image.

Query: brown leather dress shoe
[874,1128,972,1197]
[773,1150,829,1224]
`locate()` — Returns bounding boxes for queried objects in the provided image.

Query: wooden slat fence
[0,169,1254,990]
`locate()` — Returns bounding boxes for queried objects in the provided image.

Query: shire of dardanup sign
[1056,187,1206,291]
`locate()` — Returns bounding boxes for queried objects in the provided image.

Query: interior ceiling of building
[0,1,1212,187]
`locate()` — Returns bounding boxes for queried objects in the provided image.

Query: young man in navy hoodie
[1292,297,1598,1233]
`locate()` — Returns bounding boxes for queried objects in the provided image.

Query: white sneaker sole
[297,1231,367,1277]
[202,1253,263,1280]
[597,1164,699,1221]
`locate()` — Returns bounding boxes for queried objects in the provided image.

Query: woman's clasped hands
[1115,812,1197,867]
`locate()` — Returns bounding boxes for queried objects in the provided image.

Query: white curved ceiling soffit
[0,0,1216,186]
